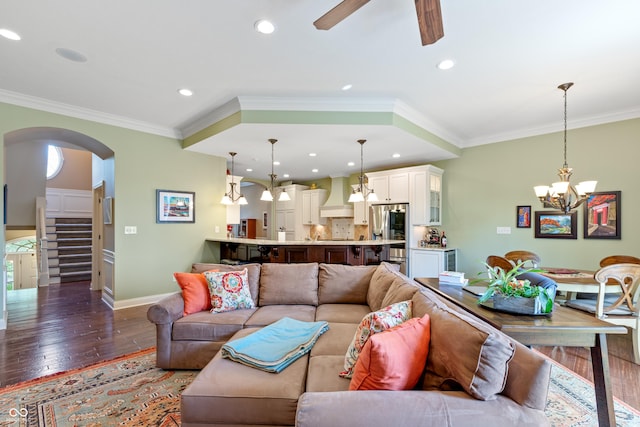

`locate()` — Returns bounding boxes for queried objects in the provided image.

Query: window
[46,145,64,179]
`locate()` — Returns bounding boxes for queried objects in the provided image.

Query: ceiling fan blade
[314,0,371,30]
[415,0,444,45]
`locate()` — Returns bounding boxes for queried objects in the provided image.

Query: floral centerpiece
[476,262,554,314]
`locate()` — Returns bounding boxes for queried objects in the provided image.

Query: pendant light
[260,139,290,202]
[348,139,378,203]
[221,152,248,205]
[533,83,597,213]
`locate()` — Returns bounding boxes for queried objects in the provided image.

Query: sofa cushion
[307,355,351,392]
[174,272,212,315]
[311,322,359,357]
[192,263,261,304]
[315,304,372,324]
[380,276,420,308]
[340,300,413,379]
[245,305,317,327]
[181,328,307,426]
[172,308,256,341]
[204,269,255,313]
[412,291,515,401]
[349,314,431,391]
[366,262,401,311]
[318,264,377,304]
[259,263,319,306]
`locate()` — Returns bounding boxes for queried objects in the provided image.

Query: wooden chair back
[599,255,640,267]
[567,264,640,364]
[504,250,541,268]
[486,255,514,273]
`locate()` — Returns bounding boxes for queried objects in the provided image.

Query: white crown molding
[0,89,181,139]
[235,96,399,112]
[391,99,463,146]
[463,107,640,148]
[179,97,242,138]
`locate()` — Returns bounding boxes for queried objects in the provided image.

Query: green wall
[435,118,640,277]
[1,102,228,305]
[2,100,639,311]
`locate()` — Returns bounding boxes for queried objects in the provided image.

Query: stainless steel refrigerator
[369,203,409,274]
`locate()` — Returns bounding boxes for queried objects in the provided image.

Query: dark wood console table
[415,277,627,427]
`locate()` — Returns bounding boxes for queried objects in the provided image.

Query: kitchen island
[206,237,403,266]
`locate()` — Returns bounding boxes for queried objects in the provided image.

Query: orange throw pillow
[349,314,431,391]
[174,272,212,315]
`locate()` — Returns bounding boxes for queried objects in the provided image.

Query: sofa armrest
[296,391,550,427]
[147,292,185,325]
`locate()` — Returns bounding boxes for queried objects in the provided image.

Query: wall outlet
[215,225,220,233]
[496,226,511,235]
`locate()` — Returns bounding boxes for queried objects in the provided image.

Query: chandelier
[220,152,248,205]
[348,139,378,203]
[533,82,597,213]
[260,139,291,202]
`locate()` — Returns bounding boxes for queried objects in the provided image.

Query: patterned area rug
[1,348,639,426]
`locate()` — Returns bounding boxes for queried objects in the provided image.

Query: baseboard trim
[108,291,180,310]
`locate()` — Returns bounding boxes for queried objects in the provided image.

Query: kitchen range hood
[320,176,354,218]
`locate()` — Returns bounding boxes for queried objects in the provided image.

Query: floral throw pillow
[204,268,255,314]
[339,300,412,379]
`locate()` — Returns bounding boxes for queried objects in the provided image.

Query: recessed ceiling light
[341,84,353,91]
[273,161,280,166]
[246,168,253,172]
[55,47,87,63]
[283,174,290,178]
[0,28,21,41]
[309,153,316,157]
[312,169,319,173]
[254,19,275,34]
[436,59,455,70]
[392,153,401,158]
[178,88,193,97]
[347,161,355,166]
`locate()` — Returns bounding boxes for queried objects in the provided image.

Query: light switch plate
[124,226,137,235]
[496,226,511,234]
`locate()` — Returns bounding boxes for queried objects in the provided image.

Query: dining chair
[504,250,541,268]
[565,263,640,364]
[486,255,515,272]
[600,255,640,267]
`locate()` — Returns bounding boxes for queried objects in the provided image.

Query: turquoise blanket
[221,317,329,373]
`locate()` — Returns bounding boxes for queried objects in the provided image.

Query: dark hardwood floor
[0,281,155,387]
[1,282,639,412]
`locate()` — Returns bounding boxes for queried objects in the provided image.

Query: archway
[3,127,115,315]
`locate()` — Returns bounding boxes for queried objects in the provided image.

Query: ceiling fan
[313,0,444,46]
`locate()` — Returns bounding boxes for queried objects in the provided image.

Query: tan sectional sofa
[147,262,551,426]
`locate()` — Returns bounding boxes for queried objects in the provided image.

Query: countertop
[206,237,405,246]
[410,246,457,251]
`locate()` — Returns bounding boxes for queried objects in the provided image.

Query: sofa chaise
[147,261,551,426]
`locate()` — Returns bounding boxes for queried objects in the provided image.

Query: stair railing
[35,197,50,287]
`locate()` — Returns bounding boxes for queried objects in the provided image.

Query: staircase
[46,217,92,284]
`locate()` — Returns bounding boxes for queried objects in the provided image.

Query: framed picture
[516,205,531,228]
[156,190,195,223]
[103,196,113,225]
[263,211,268,230]
[583,191,621,239]
[534,211,577,239]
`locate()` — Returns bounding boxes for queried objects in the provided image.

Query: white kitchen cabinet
[275,210,296,241]
[351,184,368,225]
[366,171,409,204]
[275,184,309,240]
[409,248,457,279]
[409,165,444,225]
[302,189,328,225]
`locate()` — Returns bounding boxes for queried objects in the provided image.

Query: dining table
[540,267,621,300]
